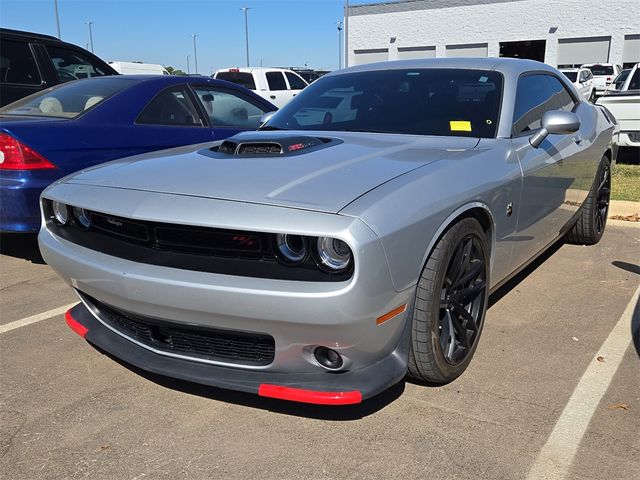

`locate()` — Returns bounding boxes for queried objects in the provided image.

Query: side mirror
[529,110,580,148]
[260,111,276,124]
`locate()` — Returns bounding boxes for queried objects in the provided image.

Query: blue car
[0,75,276,232]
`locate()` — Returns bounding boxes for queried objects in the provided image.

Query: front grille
[86,295,275,366]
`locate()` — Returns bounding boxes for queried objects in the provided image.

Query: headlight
[275,233,307,263]
[316,237,352,272]
[52,201,69,225]
[73,207,91,229]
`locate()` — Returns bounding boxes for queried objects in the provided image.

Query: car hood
[65,131,480,214]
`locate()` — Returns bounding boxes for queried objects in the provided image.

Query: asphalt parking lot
[1,224,639,480]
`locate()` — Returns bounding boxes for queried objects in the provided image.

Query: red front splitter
[258,384,362,405]
[65,309,88,338]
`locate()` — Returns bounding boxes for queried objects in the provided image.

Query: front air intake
[237,143,283,155]
[215,135,332,156]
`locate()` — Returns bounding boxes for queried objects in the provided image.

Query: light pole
[241,7,251,67]
[192,34,198,74]
[186,55,190,74]
[337,21,343,69]
[86,21,94,53]
[53,0,61,39]
[344,0,349,67]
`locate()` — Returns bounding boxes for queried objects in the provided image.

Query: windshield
[562,71,578,82]
[264,68,503,138]
[613,70,631,89]
[0,77,135,118]
[587,65,614,76]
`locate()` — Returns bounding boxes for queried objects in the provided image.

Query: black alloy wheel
[407,217,489,383]
[594,161,611,235]
[438,235,487,365]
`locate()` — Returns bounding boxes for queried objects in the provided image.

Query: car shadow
[93,344,405,420]
[0,233,45,264]
[611,260,640,276]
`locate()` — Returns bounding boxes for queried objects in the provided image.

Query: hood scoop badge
[216,135,330,156]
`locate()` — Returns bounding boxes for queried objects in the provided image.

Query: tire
[407,217,489,384]
[565,155,611,245]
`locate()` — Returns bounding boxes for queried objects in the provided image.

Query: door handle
[270,95,276,99]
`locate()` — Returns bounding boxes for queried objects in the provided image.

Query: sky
[0,0,369,73]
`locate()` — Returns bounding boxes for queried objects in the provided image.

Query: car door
[264,71,291,108]
[510,73,588,270]
[190,85,273,140]
[284,71,308,100]
[134,85,213,151]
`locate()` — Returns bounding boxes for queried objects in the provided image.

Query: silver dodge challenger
[39,58,615,405]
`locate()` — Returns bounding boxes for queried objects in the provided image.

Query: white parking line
[526,285,640,480]
[0,303,78,334]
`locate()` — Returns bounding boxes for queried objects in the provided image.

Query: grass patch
[612,163,640,202]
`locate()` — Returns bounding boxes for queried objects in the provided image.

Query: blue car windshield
[0,77,136,119]
[263,68,503,138]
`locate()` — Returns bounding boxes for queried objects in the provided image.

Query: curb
[608,200,639,218]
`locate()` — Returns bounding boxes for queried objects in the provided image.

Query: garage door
[623,34,640,67]
[445,43,488,58]
[352,48,388,65]
[397,46,436,60]
[557,37,610,66]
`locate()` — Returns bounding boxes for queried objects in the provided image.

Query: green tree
[165,66,187,76]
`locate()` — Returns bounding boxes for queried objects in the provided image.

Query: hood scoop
[216,135,335,156]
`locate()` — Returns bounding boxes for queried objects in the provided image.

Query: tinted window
[0,77,135,118]
[512,74,575,135]
[137,87,203,126]
[266,72,287,91]
[1,40,41,85]
[627,69,640,90]
[613,69,630,89]
[46,46,109,83]
[215,71,256,90]
[562,71,577,82]
[192,86,269,128]
[587,65,614,76]
[265,69,503,138]
[285,72,307,90]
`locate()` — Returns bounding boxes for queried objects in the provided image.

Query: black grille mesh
[87,295,275,366]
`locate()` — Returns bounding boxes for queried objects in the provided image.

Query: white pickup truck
[213,67,308,109]
[597,63,640,156]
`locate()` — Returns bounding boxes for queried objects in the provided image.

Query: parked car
[0,28,117,107]
[597,63,640,155]
[0,75,276,232]
[41,58,615,405]
[604,68,632,93]
[581,63,623,96]
[560,67,596,102]
[213,67,308,108]
[108,61,169,75]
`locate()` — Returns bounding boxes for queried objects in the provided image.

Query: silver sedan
[39,58,616,405]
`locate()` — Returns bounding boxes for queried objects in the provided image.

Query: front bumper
[39,186,415,403]
[616,131,640,148]
[66,302,409,404]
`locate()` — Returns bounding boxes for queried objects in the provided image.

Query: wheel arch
[417,203,496,285]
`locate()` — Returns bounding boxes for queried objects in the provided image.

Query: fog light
[73,207,91,229]
[314,346,344,370]
[52,201,69,225]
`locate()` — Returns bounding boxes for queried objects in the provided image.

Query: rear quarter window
[1,40,42,85]
[266,72,287,91]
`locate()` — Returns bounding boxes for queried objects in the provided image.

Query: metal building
[346,0,640,68]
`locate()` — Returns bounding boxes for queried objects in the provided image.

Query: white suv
[581,63,623,96]
[214,67,308,109]
[560,68,596,102]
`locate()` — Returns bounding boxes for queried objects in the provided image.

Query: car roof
[216,67,297,74]
[560,68,580,72]
[581,63,615,67]
[328,57,558,78]
[0,27,59,41]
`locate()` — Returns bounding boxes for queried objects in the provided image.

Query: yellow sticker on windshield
[450,121,472,132]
